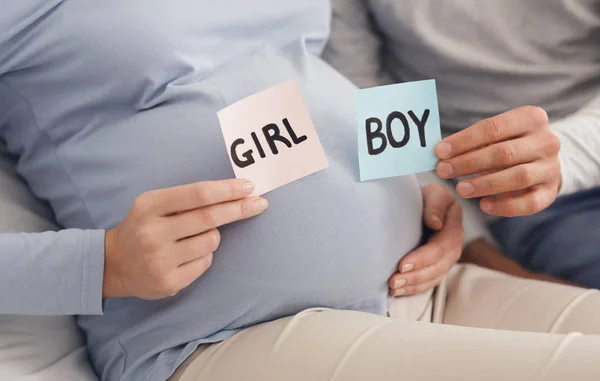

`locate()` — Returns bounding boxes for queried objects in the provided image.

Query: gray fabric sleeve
[551,94,600,196]
[0,230,105,315]
[0,144,105,316]
[322,0,393,88]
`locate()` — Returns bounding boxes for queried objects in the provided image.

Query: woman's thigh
[441,264,600,334]
[172,306,600,381]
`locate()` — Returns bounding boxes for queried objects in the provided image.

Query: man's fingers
[480,186,556,217]
[435,106,548,160]
[421,184,455,230]
[436,137,544,179]
[167,197,268,239]
[138,179,255,216]
[455,162,553,199]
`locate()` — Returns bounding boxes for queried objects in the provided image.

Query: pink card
[217,79,329,196]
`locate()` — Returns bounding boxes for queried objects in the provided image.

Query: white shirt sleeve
[551,94,600,196]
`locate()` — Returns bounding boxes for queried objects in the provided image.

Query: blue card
[355,79,442,181]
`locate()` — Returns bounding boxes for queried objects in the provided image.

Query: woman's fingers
[393,275,445,297]
[389,197,464,296]
[430,197,463,240]
[176,254,214,291]
[174,229,221,265]
[390,244,460,296]
[389,259,445,291]
[455,160,557,199]
[398,241,444,274]
[402,197,462,272]
[140,179,256,217]
[480,186,557,217]
[105,179,266,300]
[421,184,455,230]
[390,274,445,297]
[391,199,463,296]
[167,196,268,240]
[390,241,460,295]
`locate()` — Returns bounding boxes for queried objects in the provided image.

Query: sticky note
[217,79,329,196]
[355,79,442,181]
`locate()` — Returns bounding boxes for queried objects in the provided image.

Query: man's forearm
[461,238,579,287]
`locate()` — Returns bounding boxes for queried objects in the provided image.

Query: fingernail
[436,162,454,178]
[481,199,493,213]
[253,198,268,212]
[393,279,407,289]
[430,214,442,229]
[436,142,452,159]
[242,182,255,194]
[456,182,475,197]
[395,288,406,296]
[401,263,414,273]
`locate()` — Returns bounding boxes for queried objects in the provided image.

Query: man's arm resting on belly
[0,230,105,315]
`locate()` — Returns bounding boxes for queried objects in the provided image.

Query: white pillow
[0,143,98,381]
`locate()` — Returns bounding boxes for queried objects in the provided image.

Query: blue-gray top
[0,1,423,380]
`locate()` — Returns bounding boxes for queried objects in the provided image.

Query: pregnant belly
[79,168,423,381]
[80,163,423,357]
[73,52,423,376]
[198,167,425,325]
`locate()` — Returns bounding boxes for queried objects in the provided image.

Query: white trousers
[171,265,600,381]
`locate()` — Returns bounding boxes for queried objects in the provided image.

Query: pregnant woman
[2,2,600,381]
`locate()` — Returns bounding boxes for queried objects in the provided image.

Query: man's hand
[389,184,464,296]
[435,106,561,217]
[103,179,268,299]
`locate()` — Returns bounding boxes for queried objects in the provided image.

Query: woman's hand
[434,106,561,217]
[389,184,464,296]
[103,179,268,299]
